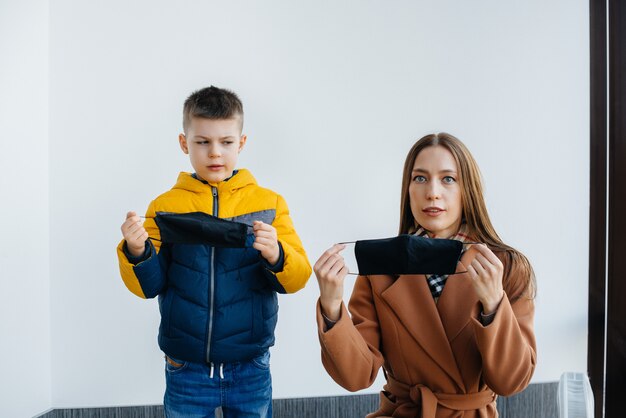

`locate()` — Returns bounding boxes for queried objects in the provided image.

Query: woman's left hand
[466,244,504,314]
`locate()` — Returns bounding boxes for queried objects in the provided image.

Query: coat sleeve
[267,194,312,293]
[116,200,170,299]
[316,276,385,391]
[472,258,537,396]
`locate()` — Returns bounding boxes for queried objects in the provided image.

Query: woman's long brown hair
[399,133,536,300]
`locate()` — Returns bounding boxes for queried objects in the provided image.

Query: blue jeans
[163,351,272,418]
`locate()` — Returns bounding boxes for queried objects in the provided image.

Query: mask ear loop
[447,242,478,275]
[333,241,361,275]
[137,216,161,242]
[448,243,508,276]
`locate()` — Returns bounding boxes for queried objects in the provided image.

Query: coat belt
[385,374,496,417]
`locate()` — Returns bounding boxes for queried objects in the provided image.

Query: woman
[314,133,536,418]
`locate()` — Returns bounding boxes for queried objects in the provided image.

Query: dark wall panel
[606,1,626,417]
[588,1,608,418]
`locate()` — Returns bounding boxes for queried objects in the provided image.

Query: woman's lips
[423,207,445,217]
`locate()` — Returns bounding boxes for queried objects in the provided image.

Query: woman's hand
[467,244,504,314]
[313,244,349,321]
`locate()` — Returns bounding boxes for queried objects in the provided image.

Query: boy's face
[179,117,247,184]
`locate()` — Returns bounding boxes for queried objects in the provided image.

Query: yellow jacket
[117,169,311,363]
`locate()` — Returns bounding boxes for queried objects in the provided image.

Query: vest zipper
[206,186,218,363]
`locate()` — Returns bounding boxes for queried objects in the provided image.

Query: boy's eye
[222,141,234,145]
[413,175,427,183]
[443,176,456,184]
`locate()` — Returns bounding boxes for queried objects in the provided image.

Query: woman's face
[409,145,463,238]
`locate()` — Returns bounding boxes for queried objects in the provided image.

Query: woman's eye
[443,176,456,184]
[413,175,427,183]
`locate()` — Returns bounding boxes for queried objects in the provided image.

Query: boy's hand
[252,221,280,265]
[121,211,149,257]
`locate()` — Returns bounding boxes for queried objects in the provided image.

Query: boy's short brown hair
[183,86,243,133]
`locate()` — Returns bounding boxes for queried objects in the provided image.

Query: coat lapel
[437,245,482,345]
[377,274,465,390]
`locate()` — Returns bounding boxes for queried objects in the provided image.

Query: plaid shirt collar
[415,224,470,298]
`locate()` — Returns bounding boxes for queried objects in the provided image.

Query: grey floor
[39,382,557,418]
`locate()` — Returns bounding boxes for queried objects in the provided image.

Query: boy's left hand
[253,221,280,265]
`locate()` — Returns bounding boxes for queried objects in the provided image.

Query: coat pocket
[377,390,398,416]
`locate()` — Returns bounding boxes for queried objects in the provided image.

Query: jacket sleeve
[316,276,385,391]
[266,194,312,293]
[116,200,170,299]
[472,258,537,396]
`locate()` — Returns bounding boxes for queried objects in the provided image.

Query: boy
[117,86,311,417]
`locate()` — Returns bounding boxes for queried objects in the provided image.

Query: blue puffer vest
[152,229,282,363]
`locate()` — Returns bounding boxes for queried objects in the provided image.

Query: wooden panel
[588,1,608,417]
[606,1,626,417]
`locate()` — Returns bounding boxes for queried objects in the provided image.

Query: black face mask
[154,212,248,248]
[354,234,463,275]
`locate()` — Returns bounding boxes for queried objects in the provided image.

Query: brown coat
[316,246,536,418]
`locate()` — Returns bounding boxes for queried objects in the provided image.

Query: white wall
[0,0,51,416]
[47,0,590,408]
